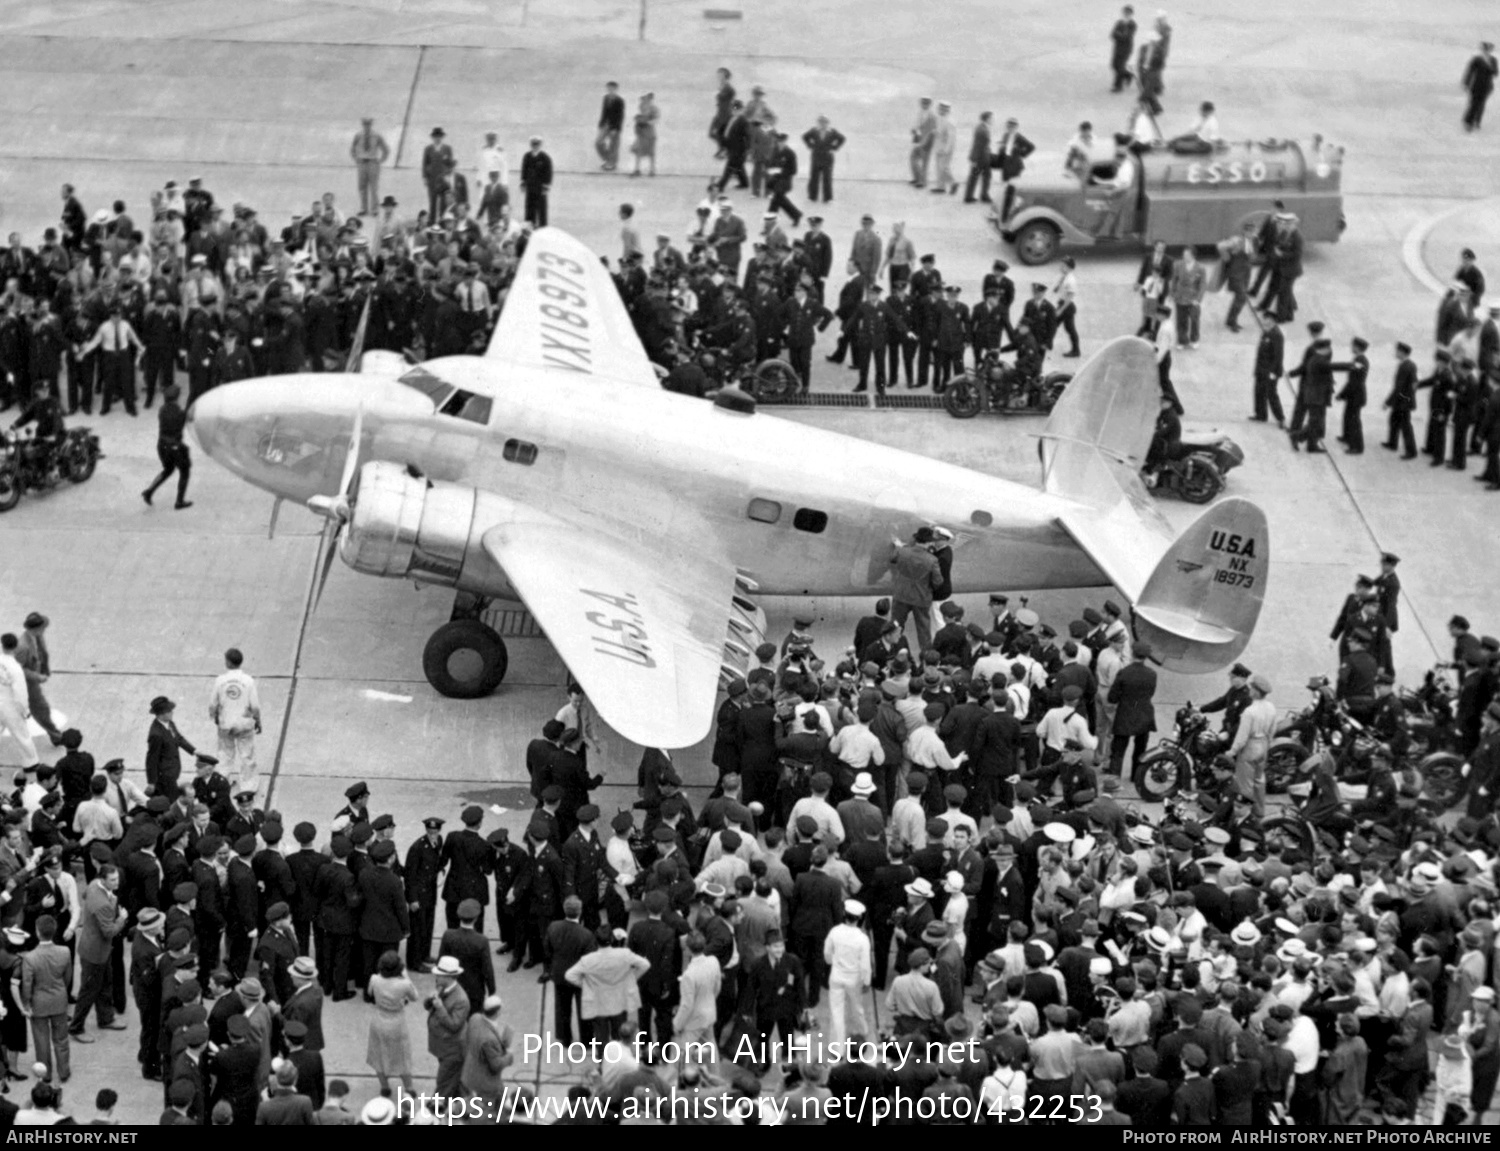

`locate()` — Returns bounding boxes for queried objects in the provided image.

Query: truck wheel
[943,375,983,418]
[423,619,508,699]
[1178,456,1222,504]
[1013,221,1060,266]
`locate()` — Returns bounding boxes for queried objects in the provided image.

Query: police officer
[779,279,831,390]
[335,781,371,828]
[141,384,192,510]
[885,279,917,388]
[1382,341,1418,457]
[850,283,888,394]
[561,804,607,930]
[1288,334,1334,453]
[404,816,444,973]
[1417,349,1454,464]
[1200,663,1252,741]
[1251,310,1286,425]
[1450,355,1480,471]
[440,805,492,932]
[934,284,969,390]
[508,816,564,970]
[970,287,1007,369]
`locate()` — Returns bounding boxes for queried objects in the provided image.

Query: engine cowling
[338,461,515,599]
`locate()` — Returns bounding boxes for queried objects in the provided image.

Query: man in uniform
[1375,553,1401,633]
[1200,664,1253,742]
[190,836,226,989]
[1288,333,1334,453]
[141,384,192,510]
[520,137,553,228]
[209,648,260,791]
[561,804,607,931]
[850,282,889,394]
[1250,310,1286,425]
[314,835,358,1000]
[802,216,833,287]
[970,286,1007,369]
[1110,6,1138,91]
[404,816,444,973]
[802,116,845,203]
[780,279,830,390]
[420,127,454,224]
[335,781,371,829]
[508,817,565,972]
[884,278,918,388]
[933,284,969,391]
[766,132,802,227]
[440,805,491,933]
[350,118,391,217]
[1382,341,1418,457]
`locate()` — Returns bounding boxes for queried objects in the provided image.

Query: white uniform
[210,669,261,788]
[0,652,38,768]
[822,922,872,1049]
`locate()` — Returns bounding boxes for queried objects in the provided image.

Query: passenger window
[440,390,493,425]
[793,508,828,534]
[503,439,538,465]
[747,498,782,524]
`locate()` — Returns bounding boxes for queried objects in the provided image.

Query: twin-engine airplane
[191,227,1269,750]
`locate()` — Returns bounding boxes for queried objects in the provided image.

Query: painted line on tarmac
[1399,200,1488,297]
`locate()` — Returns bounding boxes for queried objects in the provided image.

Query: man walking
[994,118,1035,221]
[1110,6,1138,92]
[910,98,937,188]
[802,115,845,203]
[931,101,958,195]
[22,915,72,1082]
[349,119,390,216]
[210,648,260,791]
[520,138,553,228]
[71,864,129,1040]
[141,384,193,510]
[1250,310,1286,425]
[1463,42,1498,131]
[597,82,626,171]
[766,132,802,226]
[421,128,455,225]
[1331,336,1370,454]
[963,112,994,204]
[1381,342,1417,457]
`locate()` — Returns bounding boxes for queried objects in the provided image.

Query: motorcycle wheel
[1259,816,1315,862]
[1039,372,1072,412]
[751,358,799,402]
[1418,751,1465,809]
[1133,747,1188,802]
[943,374,983,419]
[0,463,18,512]
[1178,456,1223,504]
[1403,722,1434,762]
[64,439,96,484]
[1264,740,1305,793]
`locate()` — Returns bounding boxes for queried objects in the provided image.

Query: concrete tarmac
[0,0,1496,1123]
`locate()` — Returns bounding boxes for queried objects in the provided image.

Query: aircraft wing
[484,226,659,388]
[480,522,734,749]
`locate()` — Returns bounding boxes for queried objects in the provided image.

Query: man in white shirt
[73,775,123,847]
[890,774,929,851]
[477,132,508,190]
[970,633,1009,687]
[1037,686,1097,757]
[0,634,38,768]
[829,717,884,776]
[823,900,871,1049]
[1094,631,1127,754]
[787,774,844,845]
[906,703,965,779]
[209,647,261,791]
[1190,101,1222,143]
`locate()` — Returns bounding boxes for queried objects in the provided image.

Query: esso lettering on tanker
[1184,160,1272,185]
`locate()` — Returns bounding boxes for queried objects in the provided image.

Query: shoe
[1063,351,1080,358]
[174,500,192,510]
[852,386,867,393]
[506,958,523,973]
[142,1070,161,1082]
[7,1071,24,1082]
[980,196,993,203]
[69,1033,93,1044]
[930,187,945,194]
[141,488,154,507]
[522,959,540,969]
[536,972,548,984]
[1381,442,1397,450]
[1248,415,1267,422]
[1446,462,1466,470]
[1401,452,1418,459]
[824,355,842,363]
[1288,434,1300,451]
[1429,459,1445,467]
[1488,483,1500,491]
[100,1022,126,1031]
[1190,342,1199,349]
[1335,436,1345,443]
[1306,446,1326,454]
[495,943,511,955]
[1475,475,1495,482]
[963,198,976,204]
[1344,448,1363,455]
[1225,324,1241,333]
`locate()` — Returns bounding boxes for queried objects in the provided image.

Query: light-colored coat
[565,946,650,1019]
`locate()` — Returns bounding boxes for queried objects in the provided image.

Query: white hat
[1043,822,1077,845]
[904,878,934,900]
[1070,834,1096,861]
[360,1097,396,1125]
[1274,917,1300,936]
[1033,939,1055,962]
[1089,956,1114,976]
[1128,825,1155,846]
[1146,926,1174,951]
[844,899,866,918]
[943,870,965,893]
[1230,921,1263,947]
[1276,939,1308,963]
[434,956,463,977]
[851,772,878,797]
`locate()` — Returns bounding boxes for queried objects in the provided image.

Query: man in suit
[525,720,565,801]
[1331,336,1370,454]
[438,898,495,1013]
[994,118,1035,221]
[767,132,802,226]
[440,805,491,932]
[420,127,454,224]
[284,822,322,959]
[509,818,565,973]
[224,835,258,981]
[71,864,129,1039]
[403,816,444,973]
[1382,341,1419,457]
[711,201,748,282]
[1106,642,1158,778]
[22,914,72,1082]
[1288,334,1334,453]
[357,840,409,982]
[788,848,844,1008]
[1110,6,1138,91]
[1251,310,1286,424]
[963,111,994,204]
[190,837,227,990]
[425,957,471,1101]
[520,137,553,228]
[741,928,805,1068]
[314,835,358,1000]
[545,895,595,1044]
[596,81,626,171]
[627,889,679,1047]
[1463,41,1498,131]
[802,116,845,203]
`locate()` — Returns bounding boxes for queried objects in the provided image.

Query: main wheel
[1419,751,1464,809]
[751,358,799,402]
[1177,456,1222,504]
[0,464,19,512]
[64,439,96,484]
[1013,221,1060,266]
[422,619,509,699]
[1039,371,1072,412]
[943,374,984,418]
[1133,747,1189,802]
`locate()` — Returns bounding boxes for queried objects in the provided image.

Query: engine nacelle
[339,461,515,599]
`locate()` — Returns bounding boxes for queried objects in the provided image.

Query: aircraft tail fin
[1132,497,1269,673]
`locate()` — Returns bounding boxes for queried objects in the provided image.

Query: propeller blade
[338,403,364,501]
[312,519,339,610]
[267,497,283,541]
[345,294,372,372]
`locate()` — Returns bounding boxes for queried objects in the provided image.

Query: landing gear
[423,617,509,698]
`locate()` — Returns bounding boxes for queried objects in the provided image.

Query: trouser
[1234,746,1267,819]
[1452,417,1471,467]
[751,158,768,197]
[110,934,126,1014]
[1274,272,1299,321]
[887,338,915,387]
[355,162,381,214]
[30,1014,68,1082]
[1111,51,1133,91]
[714,969,739,1033]
[522,913,549,966]
[135,989,161,1074]
[142,350,173,405]
[768,186,802,225]
[788,342,812,388]
[444,899,486,934]
[0,695,38,767]
[933,151,955,190]
[1465,90,1490,130]
[1253,373,1286,422]
[71,958,116,1029]
[891,599,933,652]
[226,927,253,981]
[1250,259,1274,301]
[595,128,620,167]
[964,162,992,202]
[910,143,933,186]
[1056,302,1080,354]
[1288,386,1307,433]
[918,340,935,387]
[638,990,675,1047]
[719,155,749,190]
[852,344,886,392]
[588,1012,625,1047]
[406,903,435,968]
[320,930,353,994]
[826,978,868,1048]
[99,351,136,415]
[145,441,191,505]
[873,920,896,989]
[1000,180,1019,221]
[217,728,257,791]
[1482,439,1500,482]
[195,925,221,988]
[808,160,833,202]
[553,979,581,1044]
[1226,286,1249,328]
[756,1010,799,1068]
[524,189,548,228]
[791,931,826,1007]
[1425,415,1448,461]
[1383,409,1416,454]
[66,354,95,414]
[1295,404,1327,448]
[1342,403,1365,451]
[1109,731,1149,776]
[426,181,448,224]
[1174,303,1200,345]
[188,365,212,405]
[24,678,59,742]
[361,939,398,984]
[294,916,312,957]
[435,1053,465,1099]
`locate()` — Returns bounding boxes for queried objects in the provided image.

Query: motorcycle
[1146,430,1245,504]
[942,350,1073,418]
[0,426,103,512]
[664,344,801,403]
[1132,704,1236,802]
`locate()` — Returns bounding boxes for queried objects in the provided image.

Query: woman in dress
[631,93,659,178]
[366,950,418,1096]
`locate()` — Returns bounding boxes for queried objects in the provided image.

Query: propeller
[307,403,364,608]
[267,497,283,541]
[345,292,372,373]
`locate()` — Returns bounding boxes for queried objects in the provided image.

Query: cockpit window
[397,367,453,406]
[441,390,493,425]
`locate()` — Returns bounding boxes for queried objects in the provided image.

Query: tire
[1133,747,1189,802]
[943,374,984,419]
[1013,220,1060,266]
[1419,751,1465,809]
[1177,455,1222,504]
[1264,740,1306,794]
[1040,372,1072,412]
[0,463,18,513]
[751,358,799,402]
[1403,722,1434,763]
[64,439,95,484]
[422,619,509,699]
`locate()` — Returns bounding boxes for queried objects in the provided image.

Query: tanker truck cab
[992,135,1345,266]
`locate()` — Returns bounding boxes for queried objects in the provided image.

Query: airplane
[189,226,1270,751]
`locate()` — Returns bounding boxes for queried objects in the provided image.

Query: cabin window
[793,508,828,534]
[747,498,782,524]
[503,439,538,465]
[397,367,452,408]
[441,390,493,425]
